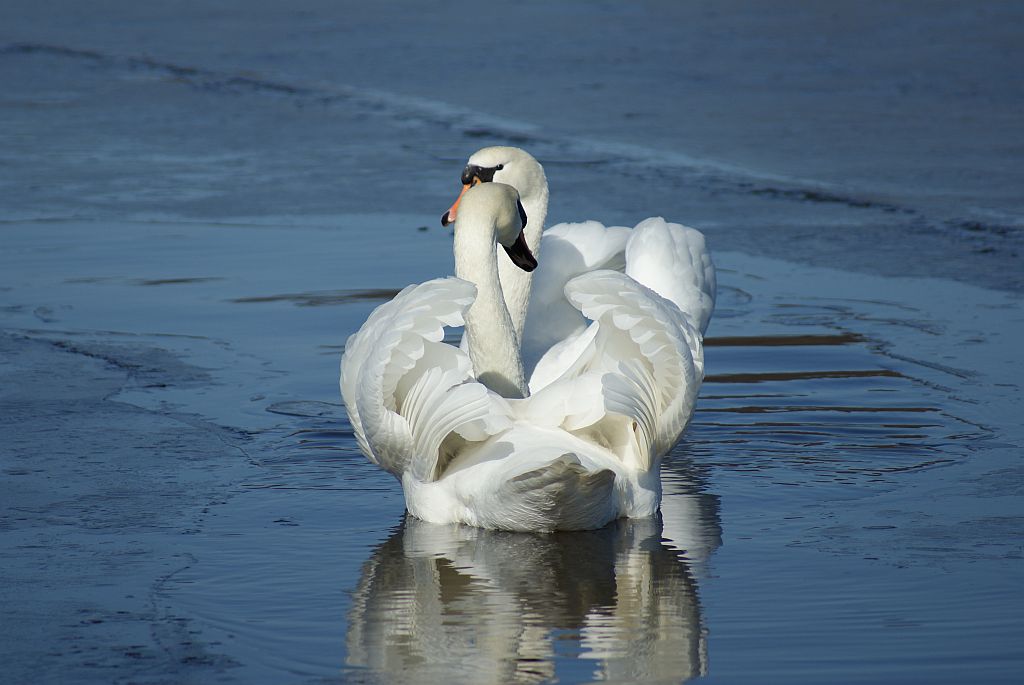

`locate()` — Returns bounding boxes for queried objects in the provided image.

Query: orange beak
[440,178,480,226]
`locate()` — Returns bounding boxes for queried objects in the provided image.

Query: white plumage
[340,148,715,531]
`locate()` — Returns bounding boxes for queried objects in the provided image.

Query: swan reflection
[346,464,721,684]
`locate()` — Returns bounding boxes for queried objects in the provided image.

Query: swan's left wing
[340,277,511,481]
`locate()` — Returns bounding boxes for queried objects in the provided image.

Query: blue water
[3,216,1022,685]
[2,3,1023,683]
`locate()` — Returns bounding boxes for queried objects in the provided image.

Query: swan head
[441,146,547,227]
[455,182,537,272]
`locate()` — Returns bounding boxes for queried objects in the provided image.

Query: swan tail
[625,218,716,335]
[566,270,703,468]
[492,454,616,532]
[340,277,508,478]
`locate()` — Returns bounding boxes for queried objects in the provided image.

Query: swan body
[341,150,715,532]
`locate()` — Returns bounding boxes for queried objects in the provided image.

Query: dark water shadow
[345,514,711,684]
[229,288,401,307]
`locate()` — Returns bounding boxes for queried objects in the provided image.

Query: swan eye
[495,164,504,171]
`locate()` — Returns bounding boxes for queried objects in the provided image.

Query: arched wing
[625,218,716,335]
[340,277,511,481]
[523,218,715,393]
[562,270,705,470]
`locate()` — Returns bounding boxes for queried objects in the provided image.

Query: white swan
[341,156,714,531]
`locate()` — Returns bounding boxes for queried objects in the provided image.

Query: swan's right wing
[522,218,715,391]
[563,270,704,471]
[340,277,511,481]
[625,218,716,335]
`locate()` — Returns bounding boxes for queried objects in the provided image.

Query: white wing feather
[340,277,510,480]
[563,269,704,470]
[625,218,716,335]
[522,218,714,393]
[521,221,631,377]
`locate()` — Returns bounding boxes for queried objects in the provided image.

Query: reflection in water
[346,475,721,684]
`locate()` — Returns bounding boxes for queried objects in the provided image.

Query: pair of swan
[340,147,715,531]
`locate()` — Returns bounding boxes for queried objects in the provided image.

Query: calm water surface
[5,219,1011,683]
[2,4,1023,678]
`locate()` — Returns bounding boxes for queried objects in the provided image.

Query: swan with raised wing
[340,155,714,531]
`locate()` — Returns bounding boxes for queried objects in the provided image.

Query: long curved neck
[497,183,548,342]
[455,222,528,399]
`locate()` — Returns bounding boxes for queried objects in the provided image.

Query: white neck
[455,221,528,399]
[497,183,548,341]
